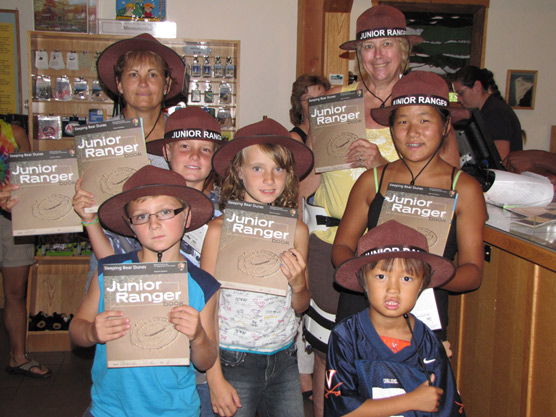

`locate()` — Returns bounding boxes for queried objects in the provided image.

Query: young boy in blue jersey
[69,165,220,417]
[325,220,465,417]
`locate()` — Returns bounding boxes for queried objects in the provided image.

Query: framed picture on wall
[505,70,538,110]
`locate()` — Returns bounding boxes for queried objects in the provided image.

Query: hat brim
[98,184,213,237]
[371,105,470,126]
[340,34,424,51]
[212,135,314,179]
[334,251,455,293]
[97,37,185,100]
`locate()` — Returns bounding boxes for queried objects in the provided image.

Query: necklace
[390,128,446,185]
[144,108,163,141]
[356,52,393,108]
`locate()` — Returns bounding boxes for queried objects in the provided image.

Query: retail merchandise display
[28,32,240,147]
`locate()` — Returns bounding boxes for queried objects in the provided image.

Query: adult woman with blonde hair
[300,6,460,417]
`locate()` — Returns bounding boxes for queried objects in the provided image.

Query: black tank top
[289,126,307,144]
[336,164,460,340]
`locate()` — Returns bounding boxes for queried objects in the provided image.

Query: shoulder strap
[451,167,462,190]
[377,164,389,192]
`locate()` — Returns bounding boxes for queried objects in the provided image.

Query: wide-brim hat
[371,71,470,126]
[340,5,424,51]
[146,107,224,156]
[97,33,185,100]
[98,165,214,237]
[211,118,314,179]
[335,220,455,293]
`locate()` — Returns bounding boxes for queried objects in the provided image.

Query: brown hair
[219,144,299,211]
[114,50,172,105]
[452,65,503,100]
[356,257,432,293]
[289,74,331,125]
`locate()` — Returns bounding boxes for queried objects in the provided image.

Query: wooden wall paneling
[26,256,90,352]
[323,12,350,84]
[450,237,556,417]
[488,246,534,417]
[527,266,556,416]
[456,245,500,415]
[296,0,352,83]
[296,0,325,76]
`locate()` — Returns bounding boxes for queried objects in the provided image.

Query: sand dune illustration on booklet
[308,89,366,173]
[214,200,298,296]
[9,150,83,236]
[74,118,148,213]
[103,261,190,368]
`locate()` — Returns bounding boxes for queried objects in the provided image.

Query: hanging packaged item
[225,57,235,78]
[191,55,201,78]
[219,81,232,105]
[66,51,79,71]
[54,76,72,101]
[217,107,233,128]
[35,50,49,70]
[36,75,53,100]
[202,106,216,118]
[73,78,90,100]
[191,81,201,103]
[49,50,65,70]
[202,56,212,78]
[91,80,107,101]
[213,56,223,78]
[204,81,214,104]
[37,115,62,140]
[62,115,87,137]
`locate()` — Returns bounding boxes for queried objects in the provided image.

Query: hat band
[391,94,448,108]
[361,244,426,257]
[357,27,407,41]
[165,128,222,141]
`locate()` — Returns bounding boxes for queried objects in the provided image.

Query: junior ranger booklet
[9,149,83,236]
[308,89,366,173]
[214,200,298,296]
[378,182,458,330]
[103,261,190,368]
[74,118,148,213]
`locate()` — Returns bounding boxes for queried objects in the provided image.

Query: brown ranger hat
[334,220,455,293]
[146,107,224,156]
[340,5,424,51]
[371,71,470,126]
[98,165,214,238]
[211,118,314,179]
[96,33,185,100]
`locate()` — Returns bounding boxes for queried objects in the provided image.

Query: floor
[0,309,315,417]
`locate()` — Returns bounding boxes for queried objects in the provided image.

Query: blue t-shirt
[325,309,465,417]
[90,251,220,417]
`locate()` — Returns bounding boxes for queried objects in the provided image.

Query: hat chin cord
[390,127,448,185]
[356,51,393,108]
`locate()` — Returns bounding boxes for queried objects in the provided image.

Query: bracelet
[82,216,99,227]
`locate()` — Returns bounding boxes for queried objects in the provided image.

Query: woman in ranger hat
[332,70,486,350]
[96,33,186,151]
[299,6,460,416]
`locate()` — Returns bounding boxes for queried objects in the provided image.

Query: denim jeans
[220,344,303,417]
[197,382,214,417]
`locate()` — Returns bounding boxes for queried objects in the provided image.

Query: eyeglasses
[128,207,186,225]
[454,86,469,97]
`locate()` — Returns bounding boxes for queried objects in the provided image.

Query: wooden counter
[447,219,556,416]
[26,256,90,352]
